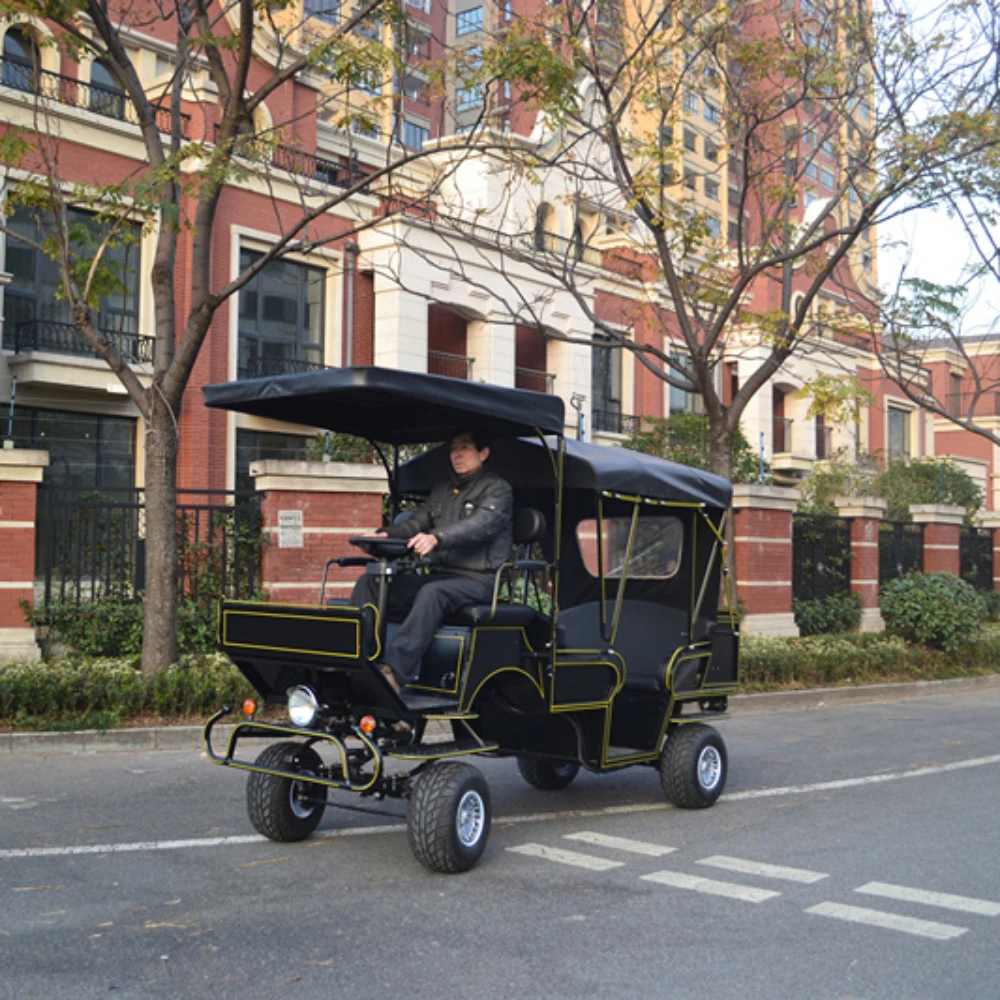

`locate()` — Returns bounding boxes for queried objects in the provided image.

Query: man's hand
[407,532,439,557]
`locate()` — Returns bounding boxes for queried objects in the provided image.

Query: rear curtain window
[577,516,683,579]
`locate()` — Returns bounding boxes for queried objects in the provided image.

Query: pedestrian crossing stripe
[806,901,967,940]
[564,832,677,856]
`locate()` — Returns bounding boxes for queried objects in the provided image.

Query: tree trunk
[141,393,179,674]
[708,419,735,482]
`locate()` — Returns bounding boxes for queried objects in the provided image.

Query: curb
[3,675,999,755]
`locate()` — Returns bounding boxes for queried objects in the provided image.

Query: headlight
[287,685,320,727]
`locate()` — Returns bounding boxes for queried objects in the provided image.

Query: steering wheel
[349,535,411,559]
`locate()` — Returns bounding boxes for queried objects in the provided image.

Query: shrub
[793,591,863,635]
[879,572,987,652]
[0,653,255,730]
[981,589,1000,621]
[25,597,223,657]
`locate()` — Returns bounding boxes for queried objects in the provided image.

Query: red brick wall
[0,481,38,626]
[921,522,961,575]
[732,503,794,616]
[258,489,384,603]
[848,516,881,610]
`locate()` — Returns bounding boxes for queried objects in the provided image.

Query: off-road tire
[516,757,581,790]
[659,724,727,809]
[246,742,327,842]
[407,762,491,874]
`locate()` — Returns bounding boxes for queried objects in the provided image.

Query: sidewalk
[3,674,999,755]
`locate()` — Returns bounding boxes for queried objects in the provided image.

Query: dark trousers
[351,570,492,684]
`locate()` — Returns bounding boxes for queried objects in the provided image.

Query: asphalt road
[2,687,999,1000]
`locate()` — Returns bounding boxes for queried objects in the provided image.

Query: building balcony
[592,407,639,436]
[428,349,473,380]
[0,61,190,137]
[3,319,153,390]
[515,366,555,393]
[238,356,329,380]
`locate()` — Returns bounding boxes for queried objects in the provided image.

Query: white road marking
[697,855,828,883]
[3,752,998,862]
[856,882,1000,917]
[724,753,1000,802]
[506,844,625,871]
[564,832,676,856]
[806,901,967,940]
[641,870,780,903]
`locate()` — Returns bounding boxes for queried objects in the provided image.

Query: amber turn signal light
[359,715,376,735]
[242,698,257,718]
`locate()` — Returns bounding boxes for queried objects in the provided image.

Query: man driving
[351,429,513,694]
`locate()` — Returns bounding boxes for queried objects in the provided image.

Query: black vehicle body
[202,367,739,872]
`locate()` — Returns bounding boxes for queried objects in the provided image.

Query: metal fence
[879,521,924,584]
[960,525,994,592]
[36,487,261,608]
[792,514,852,601]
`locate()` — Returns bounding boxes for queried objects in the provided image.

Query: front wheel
[407,762,491,873]
[659,724,727,809]
[246,742,327,841]
[517,757,580,790]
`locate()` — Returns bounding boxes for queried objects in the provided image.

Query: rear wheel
[659,724,727,809]
[407,761,491,873]
[516,757,580,790]
[246,742,327,841]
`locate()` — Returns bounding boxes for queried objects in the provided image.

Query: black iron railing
[879,521,924,583]
[792,514,852,601]
[960,525,994,592]
[35,487,261,608]
[238,356,329,380]
[592,407,639,435]
[6,319,154,364]
[0,59,190,137]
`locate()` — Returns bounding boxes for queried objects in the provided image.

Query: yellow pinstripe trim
[221,610,361,659]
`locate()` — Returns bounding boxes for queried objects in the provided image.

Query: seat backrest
[513,508,546,552]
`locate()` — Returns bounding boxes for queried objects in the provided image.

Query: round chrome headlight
[287,685,320,727]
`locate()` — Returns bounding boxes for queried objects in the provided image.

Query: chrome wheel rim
[456,790,485,847]
[697,746,723,792]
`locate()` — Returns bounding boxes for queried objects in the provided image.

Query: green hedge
[879,572,986,653]
[792,592,864,636]
[0,653,255,731]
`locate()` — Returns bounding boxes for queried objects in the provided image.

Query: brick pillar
[976,511,1000,590]
[250,460,388,604]
[834,496,887,632]
[0,449,49,662]
[732,484,800,637]
[909,504,965,576]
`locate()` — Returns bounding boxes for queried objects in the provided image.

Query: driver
[351,429,513,694]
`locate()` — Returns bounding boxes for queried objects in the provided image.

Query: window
[235,429,312,494]
[456,6,483,34]
[355,68,382,96]
[705,179,720,201]
[887,405,911,462]
[405,0,431,11]
[683,168,698,191]
[669,350,703,414]
[238,248,325,380]
[304,0,340,23]
[402,74,427,102]
[821,138,835,157]
[683,128,698,152]
[728,218,740,244]
[803,127,817,147]
[805,162,819,180]
[820,167,834,188]
[503,0,512,20]
[705,215,720,238]
[456,86,482,112]
[704,141,719,163]
[13,407,136,490]
[89,60,126,120]
[2,28,39,93]
[350,118,381,138]
[401,118,429,148]
[591,334,622,433]
[703,100,720,124]
[577,516,683,579]
[683,90,699,114]
[3,204,141,347]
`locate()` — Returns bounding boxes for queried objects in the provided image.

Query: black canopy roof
[201,367,566,444]
[398,437,732,508]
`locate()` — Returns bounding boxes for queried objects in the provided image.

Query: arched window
[534,202,555,251]
[89,60,125,120]
[3,28,40,93]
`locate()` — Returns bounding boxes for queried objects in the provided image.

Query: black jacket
[385,468,513,581]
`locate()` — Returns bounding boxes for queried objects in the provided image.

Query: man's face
[450,433,489,476]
